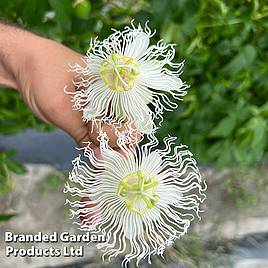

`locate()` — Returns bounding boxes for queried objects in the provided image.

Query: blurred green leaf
[48,0,72,32]
[5,158,27,174]
[248,117,267,148]
[0,214,17,222]
[209,116,236,138]
[0,151,10,190]
[259,102,268,117]
[0,163,9,193]
[222,45,257,75]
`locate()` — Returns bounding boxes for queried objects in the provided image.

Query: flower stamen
[100,53,139,92]
[117,170,159,216]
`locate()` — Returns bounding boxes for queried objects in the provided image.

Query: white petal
[138,61,184,92]
[156,182,183,207]
[86,56,103,74]
[124,31,150,60]
[134,84,153,105]
[81,83,114,120]
[102,150,134,181]
[122,213,143,240]
[113,90,155,134]
[141,151,162,177]
[144,207,161,222]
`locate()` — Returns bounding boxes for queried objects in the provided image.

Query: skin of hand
[0,23,122,155]
[0,23,142,225]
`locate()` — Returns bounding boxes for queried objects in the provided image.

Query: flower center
[116,170,159,216]
[100,53,139,92]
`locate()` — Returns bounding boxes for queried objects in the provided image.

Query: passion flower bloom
[64,132,206,266]
[66,21,188,134]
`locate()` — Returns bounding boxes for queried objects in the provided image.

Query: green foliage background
[0,0,268,169]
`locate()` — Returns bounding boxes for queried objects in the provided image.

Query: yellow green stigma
[116,170,159,216]
[100,53,139,92]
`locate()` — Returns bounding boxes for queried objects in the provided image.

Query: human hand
[0,24,122,154]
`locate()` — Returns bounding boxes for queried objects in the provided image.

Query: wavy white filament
[65,21,189,134]
[64,132,206,266]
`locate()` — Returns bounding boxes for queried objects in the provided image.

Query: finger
[87,121,122,148]
[87,120,141,148]
[79,196,101,226]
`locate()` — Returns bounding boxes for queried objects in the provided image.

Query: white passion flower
[64,132,206,266]
[65,21,189,134]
